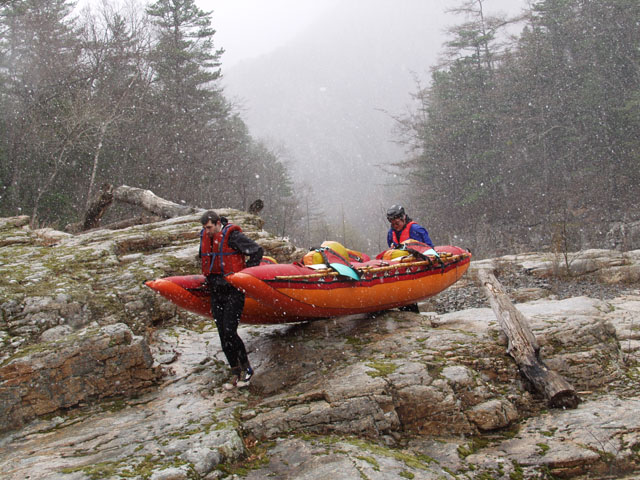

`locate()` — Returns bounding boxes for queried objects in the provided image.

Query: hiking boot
[223,367,242,391]
[222,376,239,391]
[237,366,253,388]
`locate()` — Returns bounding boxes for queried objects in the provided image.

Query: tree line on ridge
[398,0,640,256]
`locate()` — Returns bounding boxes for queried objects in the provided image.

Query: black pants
[209,281,249,372]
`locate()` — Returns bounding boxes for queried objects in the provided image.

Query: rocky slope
[1,213,639,479]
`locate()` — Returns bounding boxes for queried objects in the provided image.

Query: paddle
[329,261,360,280]
[423,248,440,259]
[403,242,444,269]
[318,248,361,281]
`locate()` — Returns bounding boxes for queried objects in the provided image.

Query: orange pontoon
[226,245,470,320]
[145,245,471,325]
[144,275,295,324]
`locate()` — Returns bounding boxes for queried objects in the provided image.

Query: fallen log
[113,185,197,219]
[475,267,581,409]
[70,185,199,233]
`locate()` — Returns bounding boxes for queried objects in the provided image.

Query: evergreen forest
[0,0,297,234]
[399,0,640,255]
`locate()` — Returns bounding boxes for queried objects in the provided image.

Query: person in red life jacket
[386,204,434,248]
[199,210,263,390]
[385,204,433,314]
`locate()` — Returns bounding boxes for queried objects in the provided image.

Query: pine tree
[145,0,230,201]
[403,0,516,241]
[0,0,85,224]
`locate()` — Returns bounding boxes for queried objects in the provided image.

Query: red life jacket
[200,224,246,276]
[391,221,417,245]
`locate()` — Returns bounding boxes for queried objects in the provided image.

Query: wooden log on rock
[113,185,197,219]
[475,267,581,409]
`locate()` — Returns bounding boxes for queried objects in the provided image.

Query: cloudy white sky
[196,0,527,67]
[196,0,340,67]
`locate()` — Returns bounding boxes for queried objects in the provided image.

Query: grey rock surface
[1,214,639,479]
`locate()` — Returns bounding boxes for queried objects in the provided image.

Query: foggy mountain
[222,1,450,251]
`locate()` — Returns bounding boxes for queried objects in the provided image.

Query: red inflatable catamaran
[145,242,471,325]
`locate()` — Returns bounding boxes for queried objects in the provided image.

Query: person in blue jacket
[385,204,433,314]
[386,204,433,248]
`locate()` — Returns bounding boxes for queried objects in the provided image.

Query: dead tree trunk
[113,185,196,219]
[82,183,114,231]
[476,268,580,409]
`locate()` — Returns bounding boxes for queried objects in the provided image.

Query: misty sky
[197,0,339,67]
[198,0,528,68]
